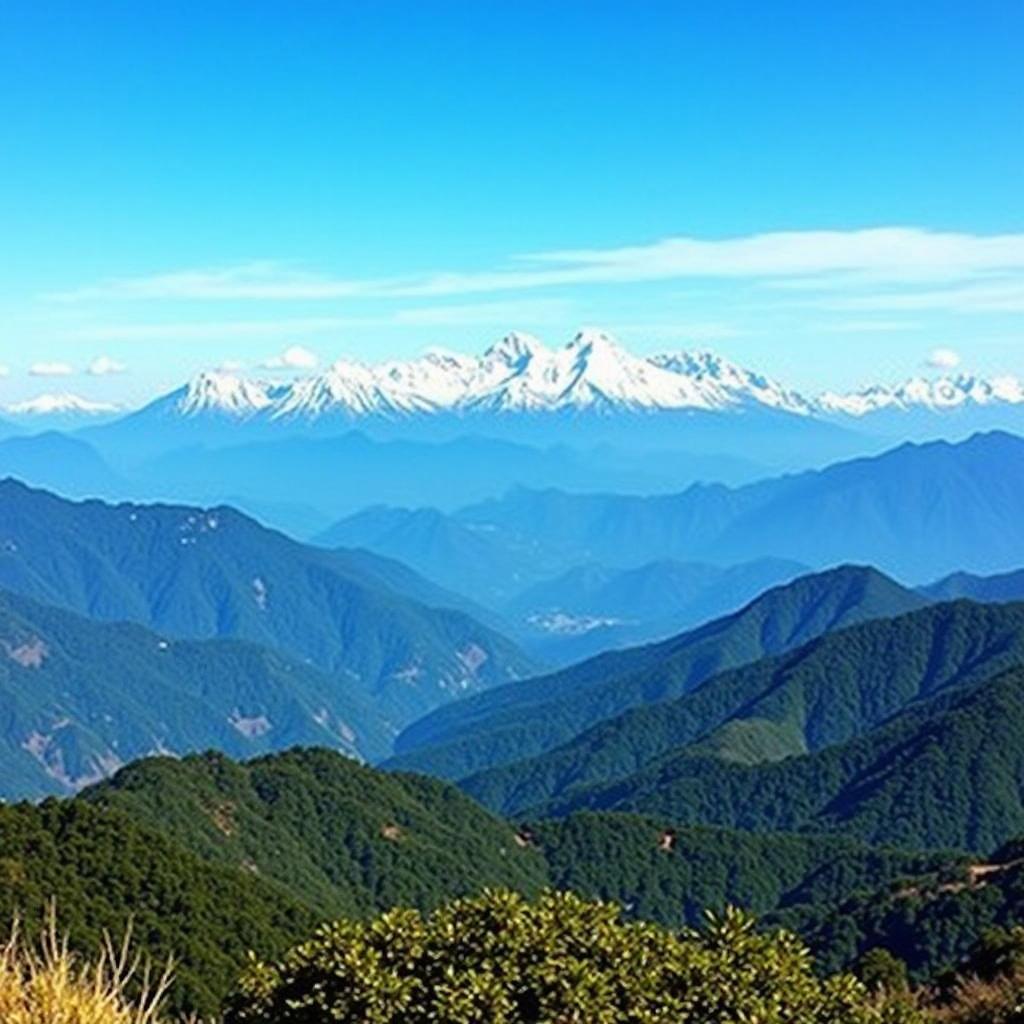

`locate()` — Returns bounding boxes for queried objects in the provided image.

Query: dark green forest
[4,747,1024,1015]
[389,565,928,779]
[460,600,1024,824]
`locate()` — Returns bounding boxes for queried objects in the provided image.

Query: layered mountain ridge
[0,479,536,743]
[387,565,930,780]
[325,431,1024,591]
[0,586,392,797]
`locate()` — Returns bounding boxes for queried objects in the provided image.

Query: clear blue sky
[1,0,1022,404]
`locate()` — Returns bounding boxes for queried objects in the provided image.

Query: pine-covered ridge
[0,798,316,1017]
[459,598,1024,820]
[1,748,546,1015]
[529,661,1024,853]
[389,565,929,780]
[773,836,1024,982]
[81,748,549,916]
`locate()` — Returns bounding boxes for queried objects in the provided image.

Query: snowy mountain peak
[482,331,548,369]
[569,327,623,353]
[552,329,714,412]
[6,393,121,417]
[651,349,739,379]
[272,359,388,419]
[420,346,478,371]
[176,371,280,419]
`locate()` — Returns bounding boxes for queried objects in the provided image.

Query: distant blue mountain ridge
[321,431,1024,597]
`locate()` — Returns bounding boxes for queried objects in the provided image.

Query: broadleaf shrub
[224,889,923,1024]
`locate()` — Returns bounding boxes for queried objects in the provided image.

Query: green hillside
[0,798,316,1016]
[86,750,950,934]
[775,838,1024,981]
[83,748,549,914]
[533,812,952,928]
[0,479,535,735]
[1,748,549,1014]
[461,599,1024,815]
[0,588,392,797]
[388,565,927,780]
[542,663,1024,853]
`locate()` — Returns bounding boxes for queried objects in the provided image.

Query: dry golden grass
[929,969,1024,1024]
[0,912,179,1024]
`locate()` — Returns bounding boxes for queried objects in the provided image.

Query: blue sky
[1,0,1022,405]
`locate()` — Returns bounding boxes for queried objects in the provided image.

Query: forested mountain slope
[389,566,927,779]
[540,663,1024,853]
[532,811,951,930]
[83,748,548,915]
[0,588,393,796]
[0,479,534,734]
[0,799,316,1016]
[775,837,1024,981]
[7,744,1024,1016]
[461,599,1024,815]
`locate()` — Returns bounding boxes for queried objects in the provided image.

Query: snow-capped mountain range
[167,329,804,421]
[5,393,121,418]
[151,329,1023,424]
[817,375,1024,417]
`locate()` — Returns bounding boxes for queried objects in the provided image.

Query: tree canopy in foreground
[224,889,920,1024]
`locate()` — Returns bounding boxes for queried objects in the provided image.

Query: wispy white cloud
[30,361,75,377]
[66,317,363,342]
[261,345,319,370]
[214,359,245,373]
[0,365,9,378]
[510,229,1024,286]
[388,230,1024,299]
[44,228,1024,305]
[61,301,570,344]
[818,320,924,334]
[47,262,372,303]
[392,298,571,327]
[813,278,1024,314]
[926,347,962,370]
[88,355,128,375]
[605,322,746,343]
